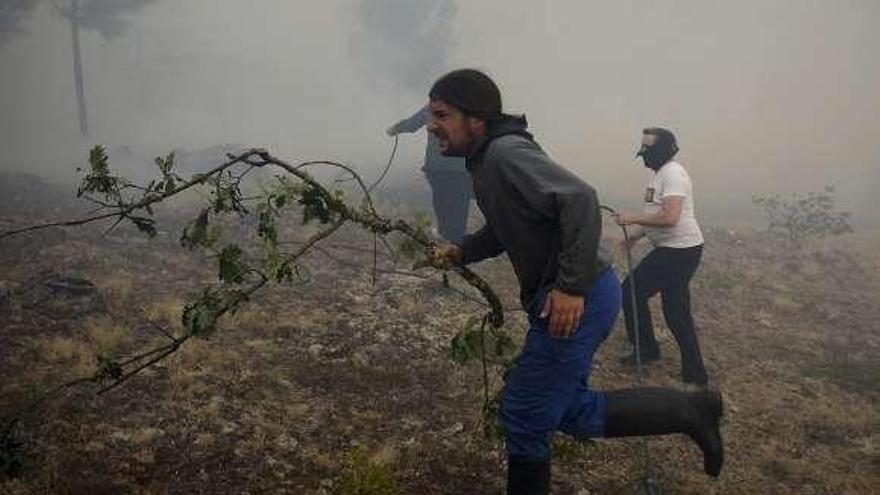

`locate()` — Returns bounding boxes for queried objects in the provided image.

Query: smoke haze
[1,0,878,224]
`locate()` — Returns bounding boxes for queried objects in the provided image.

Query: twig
[143,320,177,343]
[98,340,186,395]
[0,149,262,240]
[366,134,399,193]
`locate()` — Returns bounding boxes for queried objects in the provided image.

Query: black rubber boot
[507,456,550,495]
[604,387,724,477]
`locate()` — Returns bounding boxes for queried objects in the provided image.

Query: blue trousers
[500,268,621,460]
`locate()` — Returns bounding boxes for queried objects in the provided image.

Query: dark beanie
[429,69,502,121]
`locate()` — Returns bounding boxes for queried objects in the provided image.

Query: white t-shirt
[643,161,704,248]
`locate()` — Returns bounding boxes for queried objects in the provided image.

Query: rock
[44,276,97,296]
[441,422,464,437]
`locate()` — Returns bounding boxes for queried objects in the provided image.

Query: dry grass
[80,315,130,356]
[2,225,879,494]
[34,335,95,378]
[145,297,186,336]
[93,271,135,315]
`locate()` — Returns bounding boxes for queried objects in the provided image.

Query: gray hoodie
[458,118,611,313]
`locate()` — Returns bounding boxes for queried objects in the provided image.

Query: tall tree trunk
[70,0,88,139]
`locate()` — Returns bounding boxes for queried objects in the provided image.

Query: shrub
[752,186,853,244]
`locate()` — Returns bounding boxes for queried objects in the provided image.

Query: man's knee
[499,385,563,458]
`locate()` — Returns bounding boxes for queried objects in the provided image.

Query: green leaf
[77,146,122,199]
[96,355,123,381]
[493,332,517,360]
[130,216,157,238]
[181,208,210,249]
[182,292,221,337]
[275,260,294,283]
[89,145,110,175]
[398,212,432,259]
[218,244,247,284]
[298,184,342,225]
[450,316,484,364]
[257,206,278,244]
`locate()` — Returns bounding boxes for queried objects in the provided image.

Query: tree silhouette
[49,0,154,138]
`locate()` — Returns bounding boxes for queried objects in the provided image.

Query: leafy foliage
[218,245,247,284]
[77,146,120,199]
[150,152,181,194]
[552,436,595,462]
[180,208,213,249]
[298,183,345,225]
[451,316,517,366]
[752,186,853,244]
[397,213,432,259]
[181,287,247,338]
[1,145,509,480]
[95,355,124,382]
[451,316,518,441]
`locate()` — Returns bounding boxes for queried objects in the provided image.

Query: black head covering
[637,127,679,170]
[429,69,503,123]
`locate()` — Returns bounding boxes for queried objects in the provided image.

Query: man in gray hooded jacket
[426,69,723,495]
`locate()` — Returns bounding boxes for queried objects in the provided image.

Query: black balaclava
[637,127,679,170]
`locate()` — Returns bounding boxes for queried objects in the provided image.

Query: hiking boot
[605,387,724,477]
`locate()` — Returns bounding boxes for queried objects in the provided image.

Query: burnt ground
[0,208,878,494]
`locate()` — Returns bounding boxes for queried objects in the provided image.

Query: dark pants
[500,268,621,460]
[424,169,473,243]
[621,245,707,384]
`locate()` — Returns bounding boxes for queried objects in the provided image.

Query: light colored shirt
[643,161,704,248]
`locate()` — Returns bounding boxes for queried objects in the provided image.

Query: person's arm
[428,225,504,267]
[386,106,429,135]
[615,196,683,227]
[458,224,505,265]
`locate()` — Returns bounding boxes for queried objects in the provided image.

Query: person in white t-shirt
[614,127,709,387]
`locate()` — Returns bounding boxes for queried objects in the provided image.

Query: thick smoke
[62,0,155,39]
[0,0,37,44]
[350,0,456,96]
